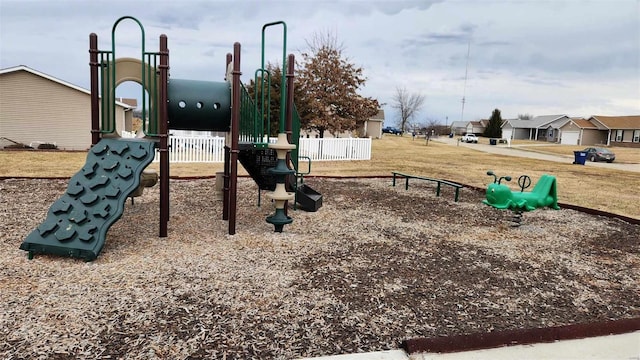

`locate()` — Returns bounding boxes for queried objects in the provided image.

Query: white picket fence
[165,136,227,163]
[298,137,371,161]
[120,132,371,163]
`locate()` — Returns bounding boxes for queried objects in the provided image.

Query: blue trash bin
[573,151,587,165]
[489,138,497,145]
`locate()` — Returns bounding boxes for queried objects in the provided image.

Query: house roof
[470,121,483,126]
[449,121,469,128]
[504,115,569,129]
[0,65,133,109]
[573,119,598,129]
[548,117,572,129]
[118,98,138,108]
[500,118,518,128]
[589,115,640,130]
[370,109,385,120]
[529,114,570,127]
[503,119,535,128]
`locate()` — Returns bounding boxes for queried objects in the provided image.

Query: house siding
[470,122,484,134]
[361,119,382,139]
[609,130,636,146]
[0,70,127,150]
[589,115,640,147]
[581,129,607,146]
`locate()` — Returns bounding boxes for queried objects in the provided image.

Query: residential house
[501,115,571,142]
[299,109,384,139]
[500,114,638,146]
[119,97,138,132]
[0,65,133,150]
[556,118,607,146]
[449,121,469,135]
[469,121,485,134]
[533,115,579,145]
[449,120,488,136]
[501,119,541,141]
[357,109,384,139]
[479,119,491,133]
[588,115,640,147]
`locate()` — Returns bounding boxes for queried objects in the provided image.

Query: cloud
[1,0,638,123]
[148,2,213,31]
[404,24,476,48]
[359,0,445,15]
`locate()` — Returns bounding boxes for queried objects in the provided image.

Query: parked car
[582,147,616,163]
[382,127,404,135]
[461,133,478,143]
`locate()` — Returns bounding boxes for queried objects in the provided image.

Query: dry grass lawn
[1,136,638,218]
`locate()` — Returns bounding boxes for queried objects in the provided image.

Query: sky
[1,0,639,127]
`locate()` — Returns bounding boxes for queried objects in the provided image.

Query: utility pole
[461,37,471,122]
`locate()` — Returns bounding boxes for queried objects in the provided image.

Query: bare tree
[424,117,441,136]
[391,87,425,132]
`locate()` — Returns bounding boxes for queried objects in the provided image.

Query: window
[634,130,640,143]
[615,129,623,142]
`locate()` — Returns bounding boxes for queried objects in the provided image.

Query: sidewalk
[300,331,640,360]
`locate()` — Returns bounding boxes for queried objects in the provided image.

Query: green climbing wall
[20,138,157,261]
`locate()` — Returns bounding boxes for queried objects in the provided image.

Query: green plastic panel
[20,138,157,261]
[168,79,231,131]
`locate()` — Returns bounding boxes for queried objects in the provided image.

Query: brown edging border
[556,202,640,225]
[401,317,640,355]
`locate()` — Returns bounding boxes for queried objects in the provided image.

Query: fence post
[349,137,353,160]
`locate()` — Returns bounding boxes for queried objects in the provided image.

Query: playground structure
[483,170,560,212]
[20,16,322,261]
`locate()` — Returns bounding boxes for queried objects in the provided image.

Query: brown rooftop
[590,115,640,129]
[573,119,597,129]
[118,98,138,108]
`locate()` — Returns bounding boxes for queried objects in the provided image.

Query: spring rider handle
[517,175,532,192]
[486,170,511,184]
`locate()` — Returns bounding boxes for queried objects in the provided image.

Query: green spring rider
[483,171,560,212]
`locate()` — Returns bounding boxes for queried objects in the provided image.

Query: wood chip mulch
[1,177,638,359]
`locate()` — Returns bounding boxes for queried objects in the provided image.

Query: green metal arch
[109,16,154,135]
[261,21,287,133]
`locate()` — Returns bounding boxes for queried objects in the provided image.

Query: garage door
[561,131,580,145]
